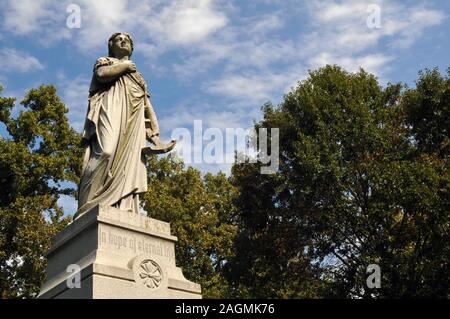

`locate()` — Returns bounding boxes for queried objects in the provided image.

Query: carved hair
[108,32,134,57]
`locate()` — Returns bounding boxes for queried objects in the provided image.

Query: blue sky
[0,0,449,214]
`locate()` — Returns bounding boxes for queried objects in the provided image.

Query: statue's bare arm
[144,97,160,139]
[95,60,136,83]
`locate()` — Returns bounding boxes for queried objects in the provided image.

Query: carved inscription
[99,229,175,261]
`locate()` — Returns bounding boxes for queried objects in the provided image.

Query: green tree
[229,65,450,298]
[0,85,82,298]
[229,159,327,298]
[404,68,450,156]
[141,155,238,298]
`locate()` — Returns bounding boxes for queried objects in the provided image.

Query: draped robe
[75,57,148,219]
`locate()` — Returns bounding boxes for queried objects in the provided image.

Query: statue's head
[108,32,134,58]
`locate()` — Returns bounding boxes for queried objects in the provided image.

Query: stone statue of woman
[74,32,175,220]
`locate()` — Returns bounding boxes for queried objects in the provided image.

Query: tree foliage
[141,155,238,298]
[0,85,82,298]
[228,66,450,298]
[1,66,448,299]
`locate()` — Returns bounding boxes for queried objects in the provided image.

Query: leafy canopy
[0,85,82,298]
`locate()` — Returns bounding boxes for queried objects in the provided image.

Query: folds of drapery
[75,72,148,219]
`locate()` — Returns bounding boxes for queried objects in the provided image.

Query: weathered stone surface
[38,33,192,299]
[38,205,201,299]
[76,32,175,220]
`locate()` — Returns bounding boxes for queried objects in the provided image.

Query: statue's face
[111,33,132,58]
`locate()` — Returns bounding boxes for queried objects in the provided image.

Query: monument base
[38,205,201,299]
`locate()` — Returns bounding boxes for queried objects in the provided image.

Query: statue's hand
[146,128,160,145]
[122,60,136,73]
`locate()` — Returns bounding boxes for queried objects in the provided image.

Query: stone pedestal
[38,205,201,299]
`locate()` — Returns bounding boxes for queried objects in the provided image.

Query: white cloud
[316,1,368,23]
[240,13,283,35]
[1,0,228,54]
[56,73,90,132]
[303,0,446,76]
[159,103,258,134]
[161,105,260,175]
[1,0,51,35]
[0,0,447,176]
[167,10,298,79]
[1,0,70,44]
[169,0,444,106]
[184,0,444,89]
[384,6,446,48]
[1,0,445,76]
[208,74,267,101]
[0,48,44,73]
[160,0,227,44]
[206,71,298,105]
[68,0,228,55]
[309,52,393,75]
[74,0,133,52]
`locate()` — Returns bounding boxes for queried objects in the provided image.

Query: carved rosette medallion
[137,260,163,289]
